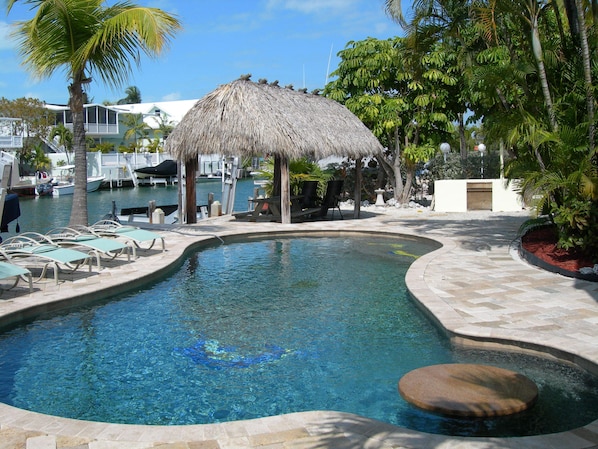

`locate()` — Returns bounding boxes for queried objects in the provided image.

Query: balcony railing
[0,136,23,149]
[61,123,119,135]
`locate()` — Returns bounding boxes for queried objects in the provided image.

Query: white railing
[0,136,23,149]
[62,123,119,135]
[0,118,24,149]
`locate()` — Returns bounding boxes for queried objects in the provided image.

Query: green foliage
[0,97,54,163]
[325,36,456,202]
[552,200,598,259]
[256,158,332,197]
[145,138,162,153]
[117,86,142,105]
[94,142,114,153]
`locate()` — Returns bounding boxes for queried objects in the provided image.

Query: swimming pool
[0,235,596,437]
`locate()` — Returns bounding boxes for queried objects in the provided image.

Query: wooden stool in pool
[398,364,538,417]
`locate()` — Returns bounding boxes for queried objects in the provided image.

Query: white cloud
[0,22,17,51]
[267,0,359,14]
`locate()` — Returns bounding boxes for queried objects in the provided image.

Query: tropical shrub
[257,158,332,197]
[94,142,114,153]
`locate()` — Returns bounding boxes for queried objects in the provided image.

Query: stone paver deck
[0,207,597,449]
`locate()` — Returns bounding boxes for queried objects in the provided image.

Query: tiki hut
[164,77,384,224]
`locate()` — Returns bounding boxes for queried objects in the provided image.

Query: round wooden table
[398,364,538,418]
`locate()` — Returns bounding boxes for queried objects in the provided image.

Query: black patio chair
[299,180,320,209]
[319,179,344,219]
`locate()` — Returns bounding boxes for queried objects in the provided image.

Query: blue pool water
[0,236,597,437]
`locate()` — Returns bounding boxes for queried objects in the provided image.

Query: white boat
[48,166,105,196]
[51,175,105,197]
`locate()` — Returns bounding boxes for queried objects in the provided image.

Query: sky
[0,1,407,106]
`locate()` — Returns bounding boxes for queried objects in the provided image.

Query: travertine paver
[0,207,597,449]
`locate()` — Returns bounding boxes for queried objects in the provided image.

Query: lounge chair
[90,220,165,257]
[0,249,32,293]
[1,235,92,284]
[45,226,132,269]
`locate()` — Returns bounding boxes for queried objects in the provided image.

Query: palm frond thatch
[164,78,383,160]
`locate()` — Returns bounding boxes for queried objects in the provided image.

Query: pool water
[0,236,597,437]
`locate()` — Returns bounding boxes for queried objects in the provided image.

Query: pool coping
[1,210,597,449]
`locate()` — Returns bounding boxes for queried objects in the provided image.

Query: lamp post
[440,142,450,162]
[478,143,486,178]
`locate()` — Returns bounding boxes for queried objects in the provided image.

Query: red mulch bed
[520,226,594,272]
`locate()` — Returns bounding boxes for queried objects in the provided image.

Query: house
[45,100,223,176]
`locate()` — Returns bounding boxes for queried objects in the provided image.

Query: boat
[0,151,37,197]
[115,202,208,224]
[196,172,222,182]
[134,160,177,179]
[51,175,105,197]
[0,190,20,235]
[47,165,105,197]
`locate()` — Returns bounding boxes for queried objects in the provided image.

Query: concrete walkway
[0,207,597,449]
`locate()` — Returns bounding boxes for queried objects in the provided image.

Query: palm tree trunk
[68,79,89,226]
[530,12,558,132]
[575,0,595,152]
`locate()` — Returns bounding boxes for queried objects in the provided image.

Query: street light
[478,143,486,178]
[440,142,450,162]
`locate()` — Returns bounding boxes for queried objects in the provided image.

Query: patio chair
[319,179,344,219]
[298,180,320,209]
[291,179,345,221]
[45,226,132,269]
[1,234,92,284]
[89,220,165,258]
[0,249,32,293]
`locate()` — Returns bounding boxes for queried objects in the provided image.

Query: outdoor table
[249,196,303,222]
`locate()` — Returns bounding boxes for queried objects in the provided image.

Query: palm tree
[50,123,73,164]
[7,0,181,226]
[385,0,406,27]
[117,85,142,105]
[122,113,149,153]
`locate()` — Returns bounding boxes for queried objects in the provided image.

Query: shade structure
[164,77,384,223]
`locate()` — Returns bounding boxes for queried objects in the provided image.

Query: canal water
[3,178,258,238]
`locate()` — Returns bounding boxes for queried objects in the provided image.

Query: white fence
[45,152,223,180]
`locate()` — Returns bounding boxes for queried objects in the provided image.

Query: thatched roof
[164,78,383,161]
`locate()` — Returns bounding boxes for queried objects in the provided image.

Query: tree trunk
[531,12,558,133]
[392,127,404,202]
[400,166,414,204]
[68,80,88,226]
[575,0,595,152]
[458,113,467,160]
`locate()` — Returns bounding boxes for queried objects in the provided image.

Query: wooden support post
[354,158,362,219]
[280,155,290,224]
[185,158,198,224]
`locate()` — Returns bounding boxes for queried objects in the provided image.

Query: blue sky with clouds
[0,1,407,105]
